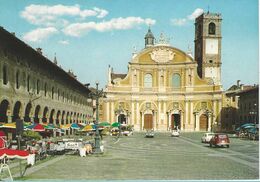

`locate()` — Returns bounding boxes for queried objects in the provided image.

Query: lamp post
[89,81,105,154]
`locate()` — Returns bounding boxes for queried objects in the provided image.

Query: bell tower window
[209,22,216,35]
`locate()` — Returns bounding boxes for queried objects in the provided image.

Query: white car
[201,133,215,143]
[171,130,180,137]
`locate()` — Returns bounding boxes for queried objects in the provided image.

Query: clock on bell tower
[194,12,222,85]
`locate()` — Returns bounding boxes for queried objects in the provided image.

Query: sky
[0,0,258,90]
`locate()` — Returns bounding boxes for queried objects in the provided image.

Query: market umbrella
[99,122,111,127]
[240,123,255,128]
[111,122,121,128]
[27,123,45,132]
[243,125,255,129]
[60,124,71,130]
[247,127,257,134]
[0,122,16,129]
[81,125,95,132]
[44,123,57,130]
[71,123,81,130]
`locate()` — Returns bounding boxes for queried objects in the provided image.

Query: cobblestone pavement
[18,132,259,180]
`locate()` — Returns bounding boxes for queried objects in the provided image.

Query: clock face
[206,39,218,54]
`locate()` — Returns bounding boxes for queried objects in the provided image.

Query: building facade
[103,12,223,132]
[0,27,93,134]
[221,80,259,131]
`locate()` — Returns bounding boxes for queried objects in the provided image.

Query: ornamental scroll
[150,47,175,63]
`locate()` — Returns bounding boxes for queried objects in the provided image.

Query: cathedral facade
[103,12,223,132]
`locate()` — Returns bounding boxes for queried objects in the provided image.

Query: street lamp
[88,81,106,154]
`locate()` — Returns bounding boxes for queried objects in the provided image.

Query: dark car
[209,133,230,148]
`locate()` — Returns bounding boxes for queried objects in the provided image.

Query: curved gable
[132,46,194,64]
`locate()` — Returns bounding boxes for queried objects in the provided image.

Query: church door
[199,114,208,131]
[171,114,181,130]
[144,114,153,129]
[118,114,126,124]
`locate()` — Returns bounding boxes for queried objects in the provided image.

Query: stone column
[184,101,189,130]
[163,102,166,125]
[208,113,212,132]
[111,101,114,122]
[141,112,144,131]
[168,112,172,130]
[180,111,184,130]
[158,101,161,125]
[131,101,135,125]
[190,101,194,128]
[7,115,12,123]
[195,112,199,131]
[106,101,110,122]
[218,100,222,128]
[38,117,42,124]
[136,102,139,125]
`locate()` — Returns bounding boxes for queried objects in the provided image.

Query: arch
[0,100,9,123]
[49,109,55,124]
[66,111,70,124]
[61,111,65,125]
[42,107,49,123]
[172,73,181,87]
[199,114,208,131]
[208,22,216,35]
[56,110,61,125]
[24,103,32,122]
[77,113,79,123]
[3,65,8,85]
[12,101,22,122]
[34,105,41,123]
[144,73,152,88]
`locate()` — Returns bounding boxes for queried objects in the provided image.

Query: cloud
[187,8,204,20]
[23,27,58,42]
[171,18,187,26]
[171,8,204,26]
[20,4,109,26]
[63,17,156,37]
[59,40,69,45]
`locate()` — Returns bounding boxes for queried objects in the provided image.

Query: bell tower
[144,27,155,48]
[194,12,222,85]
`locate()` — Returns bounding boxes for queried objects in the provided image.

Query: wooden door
[144,114,153,129]
[200,114,208,131]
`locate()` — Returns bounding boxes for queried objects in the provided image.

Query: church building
[103,12,223,131]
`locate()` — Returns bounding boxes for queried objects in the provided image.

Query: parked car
[209,133,230,148]
[201,132,215,143]
[171,129,180,137]
[145,129,154,138]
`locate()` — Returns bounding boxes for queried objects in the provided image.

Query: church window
[172,73,181,88]
[209,22,216,35]
[16,70,20,89]
[144,74,152,88]
[3,65,8,85]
